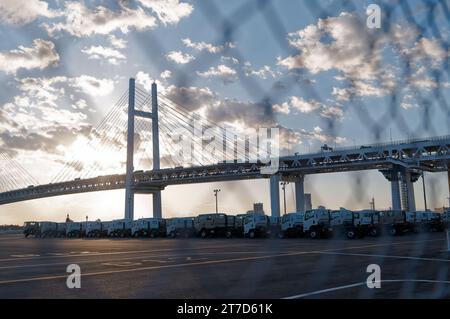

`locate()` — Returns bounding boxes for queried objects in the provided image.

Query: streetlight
[281,182,289,215]
[213,189,221,214]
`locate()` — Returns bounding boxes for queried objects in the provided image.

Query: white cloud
[244,64,280,79]
[166,51,195,64]
[160,70,172,79]
[182,38,233,53]
[42,2,158,37]
[285,96,323,113]
[108,35,127,49]
[0,39,59,75]
[197,64,238,84]
[320,106,344,120]
[81,45,126,65]
[0,0,59,25]
[137,0,193,25]
[273,102,290,115]
[71,75,114,96]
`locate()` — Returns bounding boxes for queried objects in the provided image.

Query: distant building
[253,203,264,214]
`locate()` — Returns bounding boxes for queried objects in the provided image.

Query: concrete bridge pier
[270,174,280,217]
[401,169,418,212]
[294,175,305,213]
[381,167,401,211]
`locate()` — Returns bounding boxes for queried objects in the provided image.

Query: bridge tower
[381,166,419,211]
[125,78,162,220]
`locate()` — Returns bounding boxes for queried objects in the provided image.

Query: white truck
[66,222,83,238]
[108,219,132,237]
[243,213,272,238]
[380,210,418,236]
[414,211,445,232]
[278,212,304,238]
[166,217,195,238]
[303,208,333,239]
[131,218,166,238]
[40,222,59,238]
[330,209,380,239]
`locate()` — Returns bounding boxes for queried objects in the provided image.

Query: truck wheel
[309,230,318,239]
[346,230,356,240]
[150,232,156,238]
[200,230,207,238]
[170,231,176,238]
[225,231,232,239]
[390,228,397,236]
[277,232,285,239]
[369,228,379,237]
[249,230,256,239]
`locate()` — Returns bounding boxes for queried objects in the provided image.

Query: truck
[108,219,132,238]
[242,213,266,238]
[66,222,83,238]
[166,217,195,238]
[414,211,445,232]
[131,218,166,238]
[303,208,333,239]
[330,209,381,239]
[380,210,418,236]
[55,222,67,238]
[194,213,235,238]
[85,221,105,237]
[278,212,304,238]
[23,221,40,237]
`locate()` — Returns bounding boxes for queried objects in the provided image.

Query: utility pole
[281,182,288,215]
[214,189,221,214]
[422,171,428,211]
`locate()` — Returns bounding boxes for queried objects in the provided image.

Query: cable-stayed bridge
[0,79,449,219]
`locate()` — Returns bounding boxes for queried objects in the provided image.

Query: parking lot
[1,232,450,298]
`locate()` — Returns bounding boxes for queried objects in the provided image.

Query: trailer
[194,213,235,238]
[303,208,333,239]
[279,212,304,238]
[131,218,166,238]
[108,219,132,238]
[66,222,83,238]
[166,217,195,238]
[380,210,418,236]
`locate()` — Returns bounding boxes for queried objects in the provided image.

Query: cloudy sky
[0,0,449,224]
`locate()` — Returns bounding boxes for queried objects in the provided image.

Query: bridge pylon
[124,78,162,220]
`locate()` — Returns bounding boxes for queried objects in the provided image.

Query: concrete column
[295,175,305,212]
[403,170,416,212]
[270,175,280,217]
[151,82,162,218]
[124,78,135,220]
[391,170,401,211]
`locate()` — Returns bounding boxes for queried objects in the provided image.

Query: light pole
[214,189,221,214]
[281,182,288,215]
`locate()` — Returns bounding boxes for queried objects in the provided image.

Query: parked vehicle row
[23,208,450,239]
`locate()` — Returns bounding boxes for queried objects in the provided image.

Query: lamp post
[281,182,288,215]
[214,189,221,214]
[422,171,428,211]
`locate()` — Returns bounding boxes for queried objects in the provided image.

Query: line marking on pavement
[312,251,450,263]
[0,244,246,262]
[283,279,450,299]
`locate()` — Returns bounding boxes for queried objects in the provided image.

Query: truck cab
[131,218,166,238]
[194,213,233,238]
[413,211,445,232]
[23,221,40,237]
[303,209,333,239]
[380,210,418,236]
[279,212,304,238]
[243,213,270,238]
[166,217,195,238]
[331,209,380,239]
[108,219,132,238]
[85,221,103,237]
[66,222,83,238]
